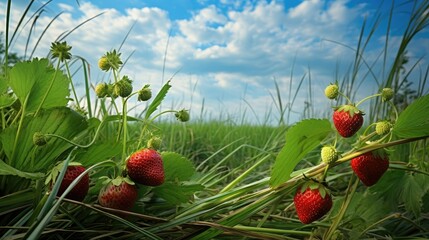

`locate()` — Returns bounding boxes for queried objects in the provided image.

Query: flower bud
[381,88,394,102]
[175,109,190,122]
[33,132,47,146]
[138,85,152,101]
[324,84,339,100]
[95,83,109,98]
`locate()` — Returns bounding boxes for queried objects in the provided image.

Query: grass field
[1,0,429,239]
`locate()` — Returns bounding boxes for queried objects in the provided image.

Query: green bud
[147,136,162,150]
[33,132,47,146]
[324,84,339,100]
[375,121,391,135]
[381,88,394,102]
[113,76,133,98]
[50,41,72,62]
[138,85,152,101]
[175,109,190,122]
[321,146,338,164]
[95,82,109,98]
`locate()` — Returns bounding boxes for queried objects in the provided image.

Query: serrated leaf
[401,174,427,218]
[145,80,171,119]
[0,107,88,172]
[393,94,429,138]
[0,160,44,179]
[161,152,196,182]
[270,119,331,187]
[9,58,70,112]
[153,182,204,205]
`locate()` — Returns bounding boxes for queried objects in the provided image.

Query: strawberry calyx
[333,104,364,118]
[299,181,330,199]
[45,161,84,186]
[101,176,135,187]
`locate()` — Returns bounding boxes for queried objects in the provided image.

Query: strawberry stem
[355,93,382,107]
[338,92,352,105]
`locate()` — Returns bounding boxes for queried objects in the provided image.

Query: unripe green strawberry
[375,121,391,135]
[33,132,47,146]
[175,109,190,122]
[114,76,133,98]
[126,148,165,186]
[294,182,332,224]
[95,82,109,98]
[98,50,123,71]
[107,84,118,98]
[56,166,89,202]
[350,150,389,186]
[381,88,394,102]
[324,84,339,100]
[147,136,162,150]
[98,178,138,211]
[138,85,152,101]
[321,146,338,164]
[98,56,110,71]
[333,105,364,138]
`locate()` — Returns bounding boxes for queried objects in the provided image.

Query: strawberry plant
[1,0,429,239]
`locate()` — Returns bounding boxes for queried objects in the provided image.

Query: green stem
[10,95,29,164]
[357,213,401,238]
[233,225,311,237]
[338,92,352,105]
[324,176,359,239]
[34,59,61,117]
[355,93,382,107]
[64,61,79,109]
[121,97,128,162]
[44,116,110,148]
[137,110,178,148]
[81,59,92,118]
[220,154,272,193]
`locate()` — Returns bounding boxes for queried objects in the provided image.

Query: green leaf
[145,80,171,119]
[153,182,204,205]
[9,58,70,112]
[74,140,122,166]
[0,94,15,108]
[393,94,429,138]
[270,119,331,187]
[0,160,44,179]
[0,107,88,172]
[161,151,196,182]
[400,174,428,218]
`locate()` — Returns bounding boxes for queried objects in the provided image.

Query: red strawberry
[350,151,389,186]
[294,183,333,224]
[126,148,165,186]
[333,105,364,138]
[98,179,138,211]
[57,166,89,202]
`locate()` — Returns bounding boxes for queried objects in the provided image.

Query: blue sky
[1,0,428,124]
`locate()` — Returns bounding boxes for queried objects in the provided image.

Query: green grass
[1,0,429,239]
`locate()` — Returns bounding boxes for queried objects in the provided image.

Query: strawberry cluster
[293,84,395,224]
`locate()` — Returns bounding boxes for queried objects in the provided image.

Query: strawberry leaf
[270,119,331,187]
[400,174,428,218]
[161,152,196,182]
[393,94,429,138]
[0,160,44,179]
[153,182,204,205]
[144,80,171,119]
[9,58,70,112]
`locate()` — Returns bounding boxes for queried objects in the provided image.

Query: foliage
[0,0,429,239]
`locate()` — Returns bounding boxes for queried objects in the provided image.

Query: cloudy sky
[1,0,428,124]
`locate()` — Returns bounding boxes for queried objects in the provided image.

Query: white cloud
[58,3,74,12]
[1,0,427,124]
